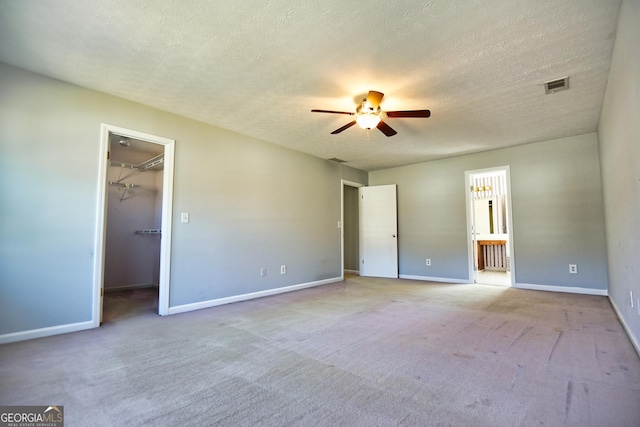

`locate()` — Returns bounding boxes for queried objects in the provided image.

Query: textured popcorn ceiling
[0,1,621,171]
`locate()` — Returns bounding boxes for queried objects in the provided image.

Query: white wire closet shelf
[135,229,161,235]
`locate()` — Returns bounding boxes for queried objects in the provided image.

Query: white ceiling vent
[544,76,569,94]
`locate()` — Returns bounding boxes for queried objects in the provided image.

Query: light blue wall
[0,63,367,336]
[598,0,640,351]
[370,133,608,291]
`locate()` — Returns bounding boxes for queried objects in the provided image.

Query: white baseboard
[399,274,471,284]
[344,269,359,275]
[397,276,610,297]
[167,277,342,315]
[1,279,341,343]
[105,283,158,292]
[515,282,608,296]
[608,297,640,357]
[0,320,95,345]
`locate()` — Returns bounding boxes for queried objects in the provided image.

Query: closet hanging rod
[108,181,138,188]
[139,154,164,171]
[135,229,161,235]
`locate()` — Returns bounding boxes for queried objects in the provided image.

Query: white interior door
[359,185,398,278]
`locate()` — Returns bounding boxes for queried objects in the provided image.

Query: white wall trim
[104,284,158,292]
[398,276,609,295]
[341,179,365,280]
[0,321,94,345]
[609,297,640,357]
[92,126,109,327]
[515,282,608,296]
[167,277,342,315]
[399,274,471,284]
[342,179,365,188]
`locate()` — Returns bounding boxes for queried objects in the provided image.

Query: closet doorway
[465,166,515,287]
[93,125,175,325]
[341,180,364,277]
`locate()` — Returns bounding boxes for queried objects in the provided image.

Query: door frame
[93,124,175,325]
[464,165,516,287]
[341,179,365,279]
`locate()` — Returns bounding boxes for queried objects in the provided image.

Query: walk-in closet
[103,133,164,320]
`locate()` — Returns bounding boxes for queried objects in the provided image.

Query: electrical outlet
[569,264,577,274]
[280,265,286,274]
[426,259,431,266]
[260,267,266,277]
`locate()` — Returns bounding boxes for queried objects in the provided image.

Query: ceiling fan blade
[367,91,384,109]
[311,109,354,115]
[377,120,397,137]
[385,110,431,118]
[331,120,357,134]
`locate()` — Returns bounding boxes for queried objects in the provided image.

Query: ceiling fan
[311,90,430,137]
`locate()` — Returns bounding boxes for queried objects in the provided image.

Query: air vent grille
[544,77,569,94]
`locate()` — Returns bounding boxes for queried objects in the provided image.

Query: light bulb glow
[356,114,381,129]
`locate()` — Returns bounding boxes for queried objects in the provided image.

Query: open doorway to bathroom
[465,166,515,287]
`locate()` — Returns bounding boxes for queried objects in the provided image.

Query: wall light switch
[181,212,189,223]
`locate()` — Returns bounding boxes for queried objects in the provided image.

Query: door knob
[392,234,396,238]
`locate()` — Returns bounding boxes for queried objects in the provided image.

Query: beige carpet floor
[1,276,639,426]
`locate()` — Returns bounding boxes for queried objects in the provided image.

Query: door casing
[93,124,175,325]
[341,179,365,278]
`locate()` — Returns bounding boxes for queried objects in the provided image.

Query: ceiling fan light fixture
[356,114,381,129]
[361,100,375,112]
[311,90,430,136]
